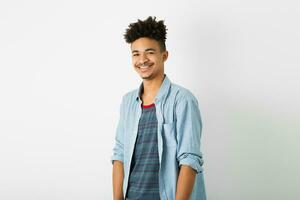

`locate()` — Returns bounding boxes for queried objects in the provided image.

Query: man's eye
[133,54,139,56]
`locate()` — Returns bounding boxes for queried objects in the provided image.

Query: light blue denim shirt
[111,75,206,200]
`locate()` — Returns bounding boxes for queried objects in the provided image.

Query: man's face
[131,37,168,80]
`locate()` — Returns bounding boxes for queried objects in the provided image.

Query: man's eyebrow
[145,48,156,52]
[132,48,156,53]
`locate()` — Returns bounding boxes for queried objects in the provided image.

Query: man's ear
[162,50,169,61]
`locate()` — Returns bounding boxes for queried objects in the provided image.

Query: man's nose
[139,53,149,64]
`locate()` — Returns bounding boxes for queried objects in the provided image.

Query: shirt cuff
[111,154,124,164]
[178,153,204,174]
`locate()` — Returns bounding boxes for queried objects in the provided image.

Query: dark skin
[112,37,196,200]
[175,165,197,200]
[112,160,124,200]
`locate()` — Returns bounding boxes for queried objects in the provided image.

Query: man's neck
[141,74,165,103]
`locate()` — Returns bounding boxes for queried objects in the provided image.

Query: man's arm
[175,92,205,199]
[112,160,124,200]
[175,165,197,200]
[112,96,126,200]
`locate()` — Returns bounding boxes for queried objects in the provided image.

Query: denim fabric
[112,75,206,200]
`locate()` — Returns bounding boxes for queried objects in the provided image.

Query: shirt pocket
[162,122,177,147]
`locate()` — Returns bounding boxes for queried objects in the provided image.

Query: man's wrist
[113,195,124,200]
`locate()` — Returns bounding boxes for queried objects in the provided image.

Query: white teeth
[139,64,151,68]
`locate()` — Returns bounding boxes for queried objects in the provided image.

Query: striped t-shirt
[125,103,160,200]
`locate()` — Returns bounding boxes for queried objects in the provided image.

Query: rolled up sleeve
[111,96,126,164]
[175,93,204,173]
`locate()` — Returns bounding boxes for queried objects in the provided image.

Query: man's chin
[140,73,152,80]
[141,75,153,80]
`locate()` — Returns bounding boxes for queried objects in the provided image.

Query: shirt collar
[135,74,171,102]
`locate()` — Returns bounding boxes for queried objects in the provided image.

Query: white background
[0,0,299,199]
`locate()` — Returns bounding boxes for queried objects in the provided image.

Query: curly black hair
[124,16,167,51]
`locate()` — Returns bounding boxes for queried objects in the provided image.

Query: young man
[111,17,206,200]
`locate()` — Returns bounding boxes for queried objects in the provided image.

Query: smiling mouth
[138,63,153,71]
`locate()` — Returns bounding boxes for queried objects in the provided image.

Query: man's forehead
[131,41,159,49]
[131,38,159,47]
